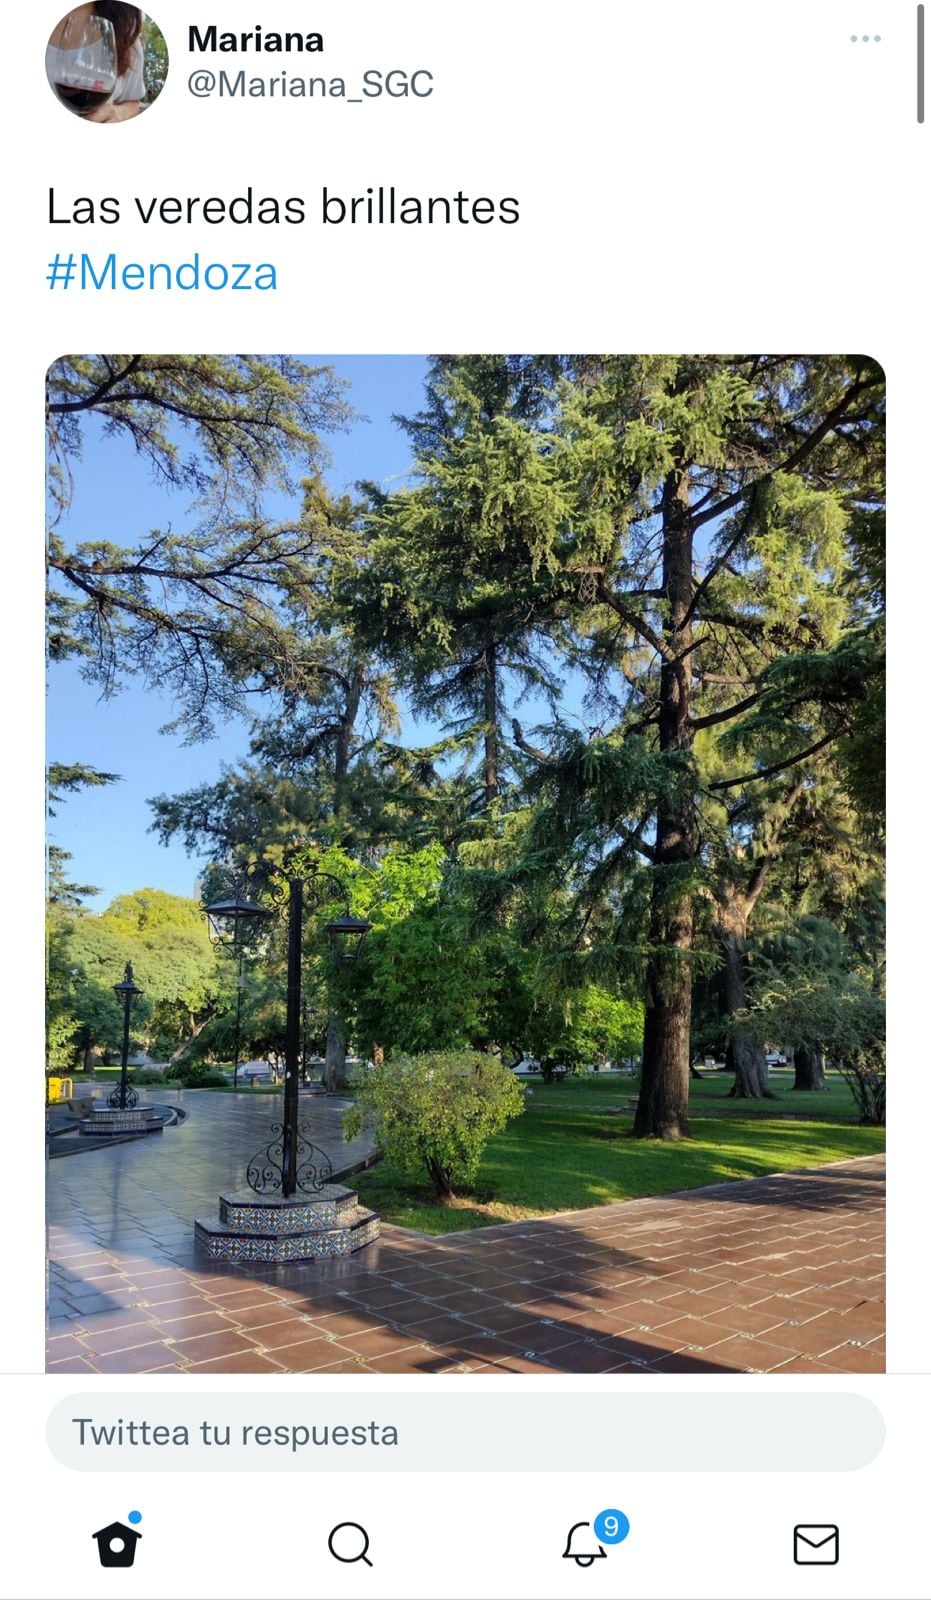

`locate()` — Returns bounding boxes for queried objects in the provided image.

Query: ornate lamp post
[111,962,143,1110]
[273,871,371,1199]
[201,868,371,1193]
[79,963,159,1139]
[195,863,377,1262]
[202,891,272,1089]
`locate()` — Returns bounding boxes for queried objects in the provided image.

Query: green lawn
[528,1067,861,1121]
[354,1072,884,1235]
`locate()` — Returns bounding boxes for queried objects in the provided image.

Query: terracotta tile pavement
[47,1099,884,1375]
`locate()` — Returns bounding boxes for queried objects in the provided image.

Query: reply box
[48,1393,884,1472]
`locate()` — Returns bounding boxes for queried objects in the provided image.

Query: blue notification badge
[594,1509,630,1545]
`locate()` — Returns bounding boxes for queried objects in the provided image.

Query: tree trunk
[636,896,694,1137]
[482,638,499,807]
[425,1155,454,1198]
[793,1045,826,1091]
[718,894,775,1099]
[334,671,363,793]
[325,1015,348,1093]
[169,1013,211,1064]
[635,468,695,1139]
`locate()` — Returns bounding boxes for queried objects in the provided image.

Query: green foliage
[164,1061,229,1088]
[49,354,885,1136]
[743,931,885,1125]
[750,962,885,1061]
[58,915,134,1062]
[47,354,349,506]
[353,1074,884,1234]
[47,762,121,816]
[317,843,487,1055]
[46,1011,80,1075]
[354,905,487,1054]
[47,765,121,1068]
[47,362,353,737]
[48,888,222,1068]
[142,19,169,99]
[564,987,644,1064]
[349,357,569,808]
[343,1051,526,1197]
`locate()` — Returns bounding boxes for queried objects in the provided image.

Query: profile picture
[46,6,167,122]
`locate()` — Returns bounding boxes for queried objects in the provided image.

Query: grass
[354,1071,885,1235]
[529,1067,861,1122]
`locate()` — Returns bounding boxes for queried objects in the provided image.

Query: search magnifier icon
[328,1522,373,1567]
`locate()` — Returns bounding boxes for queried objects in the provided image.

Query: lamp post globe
[324,915,372,964]
[203,895,272,947]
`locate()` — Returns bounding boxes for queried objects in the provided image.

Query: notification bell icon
[562,1522,607,1567]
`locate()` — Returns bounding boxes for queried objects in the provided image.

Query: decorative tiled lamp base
[79,1106,163,1138]
[194,1184,381,1262]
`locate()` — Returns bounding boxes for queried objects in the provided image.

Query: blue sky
[47,355,433,908]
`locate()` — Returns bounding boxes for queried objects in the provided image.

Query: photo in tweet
[46,353,885,1378]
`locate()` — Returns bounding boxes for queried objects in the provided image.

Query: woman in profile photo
[47,4,146,122]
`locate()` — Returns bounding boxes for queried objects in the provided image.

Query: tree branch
[47,355,142,414]
[691,690,763,732]
[707,728,842,791]
[511,719,555,763]
[744,776,808,914]
[691,373,884,532]
[594,578,676,664]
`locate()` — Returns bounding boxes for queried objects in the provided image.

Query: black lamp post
[203,892,272,1089]
[277,873,371,1197]
[203,865,370,1201]
[111,962,143,1110]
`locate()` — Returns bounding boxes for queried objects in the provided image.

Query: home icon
[92,1521,142,1568]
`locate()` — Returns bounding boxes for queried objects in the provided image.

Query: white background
[0,2,926,1596]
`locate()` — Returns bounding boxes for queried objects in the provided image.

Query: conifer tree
[348,356,566,814]
[46,356,352,738]
[511,356,884,1134]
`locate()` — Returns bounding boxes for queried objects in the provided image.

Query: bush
[46,1013,80,1075]
[837,1059,886,1125]
[343,1050,526,1199]
[132,1068,167,1086]
[164,1061,229,1088]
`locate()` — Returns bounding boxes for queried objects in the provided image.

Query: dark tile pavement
[46,1090,885,1375]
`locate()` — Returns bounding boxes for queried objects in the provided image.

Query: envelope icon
[794,1525,839,1565]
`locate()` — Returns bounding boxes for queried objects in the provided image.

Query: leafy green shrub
[46,1012,80,1075]
[165,1061,229,1088]
[839,1060,885,1125]
[343,1051,526,1199]
[132,1068,167,1085]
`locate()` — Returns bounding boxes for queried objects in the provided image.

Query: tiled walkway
[47,1092,884,1375]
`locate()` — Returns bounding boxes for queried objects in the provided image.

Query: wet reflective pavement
[46,1090,884,1376]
